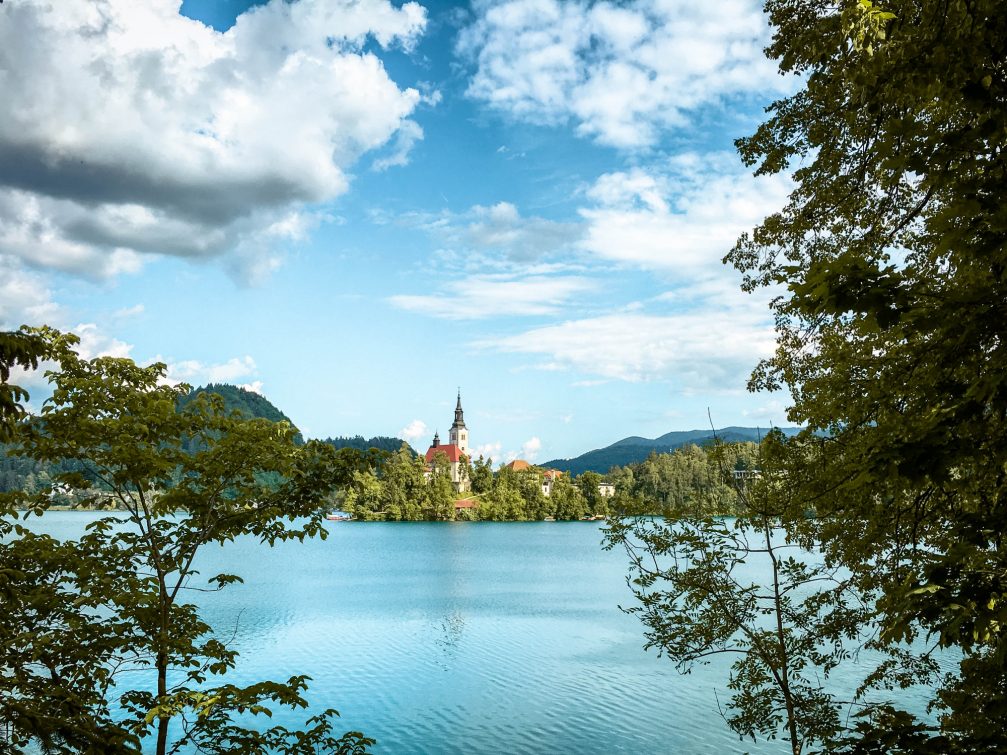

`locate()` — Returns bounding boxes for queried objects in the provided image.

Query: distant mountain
[178,383,305,447]
[543,426,802,476]
[183,385,408,453]
[183,383,297,426]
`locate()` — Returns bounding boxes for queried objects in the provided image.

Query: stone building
[424,391,471,493]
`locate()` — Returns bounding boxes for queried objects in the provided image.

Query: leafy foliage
[337,451,611,522]
[606,442,761,516]
[722,0,1007,749]
[605,436,934,754]
[0,329,371,754]
[0,327,51,442]
[321,435,412,455]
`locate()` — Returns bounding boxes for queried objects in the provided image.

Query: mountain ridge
[543,426,801,475]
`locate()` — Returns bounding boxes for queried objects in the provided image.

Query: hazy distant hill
[1,383,409,493]
[180,385,408,453]
[543,426,802,476]
[183,383,297,425]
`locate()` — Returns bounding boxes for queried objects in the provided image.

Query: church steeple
[452,389,466,429]
[448,389,469,454]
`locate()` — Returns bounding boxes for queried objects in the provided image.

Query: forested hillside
[0,384,407,494]
[544,426,799,475]
[606,442,760,517]
[322,435,412,454]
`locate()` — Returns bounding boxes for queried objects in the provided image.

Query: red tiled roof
[454,498,478,509]
[541,468,563,479]
[426,444,465,463]
[505,459,531,471]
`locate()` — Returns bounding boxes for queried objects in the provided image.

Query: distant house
[454,497,478,511]
[424,392,471,493]
[540,468,563,497]
[503,461,565,497]
[504,459,532,472]
[598,483,615,498]
[731,469,762,482]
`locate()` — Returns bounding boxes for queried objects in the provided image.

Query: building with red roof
[424,391,471,493]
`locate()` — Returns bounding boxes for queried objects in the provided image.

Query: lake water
[27,513,944,754]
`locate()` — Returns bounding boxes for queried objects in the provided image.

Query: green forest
[337,441,760,522]
[0,383,405,497]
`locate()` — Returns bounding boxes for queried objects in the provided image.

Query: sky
[0,0,798,463]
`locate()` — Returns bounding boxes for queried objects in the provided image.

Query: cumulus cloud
[458,0,793,148]
[579,153,792,274]
[390,273,595,319]
[72,323,135,361]
[163,355,258,387]
[476,308,775,389]
[399,419,429,442]
[0,258,62,328]
[473,441,503,461]
[0,0,427,280]
[521,435,542,461]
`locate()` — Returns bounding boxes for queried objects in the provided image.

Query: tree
[424,451,458,520]
[1,329,371,754]
[725,0,1006,748]
[575,471,605,515]
[0,327,51,442]
[605,436,895,755]
[549,475,588,520]
[469,455,494,495]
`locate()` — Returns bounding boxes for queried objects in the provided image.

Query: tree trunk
[156,651,169,755]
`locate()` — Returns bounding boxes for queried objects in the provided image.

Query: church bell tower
[448,390,468,455]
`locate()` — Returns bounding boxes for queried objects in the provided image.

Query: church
[424,392,471,493]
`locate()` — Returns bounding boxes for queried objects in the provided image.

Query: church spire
[448,389,469,455]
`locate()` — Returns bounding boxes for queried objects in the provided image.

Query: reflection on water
[433,610,465,669]
[22,514,945,754]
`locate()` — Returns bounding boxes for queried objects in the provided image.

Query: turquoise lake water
[27,513,945,754]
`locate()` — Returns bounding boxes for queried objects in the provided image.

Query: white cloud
[390,273,595,319]
[521,435,542,461]
[393,202,582,263]
[163,355,258,387]
[501,436,542,464]
[372,120,425,172]
[458,0,793,148]
[460,202,581,261]
[399,419,429,442]
[238,381,265,395]
[71,323,134,360]
[579,153,792,275]
[476,308,775,389]
[741,398,792,424]
[0,0,427,281]
[0,257,62,328]
[113,304,145,320]
[473,441,503,461]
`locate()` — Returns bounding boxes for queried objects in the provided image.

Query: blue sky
[0,0,797,462]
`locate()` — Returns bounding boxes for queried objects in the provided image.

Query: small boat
[326,512,352,521]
